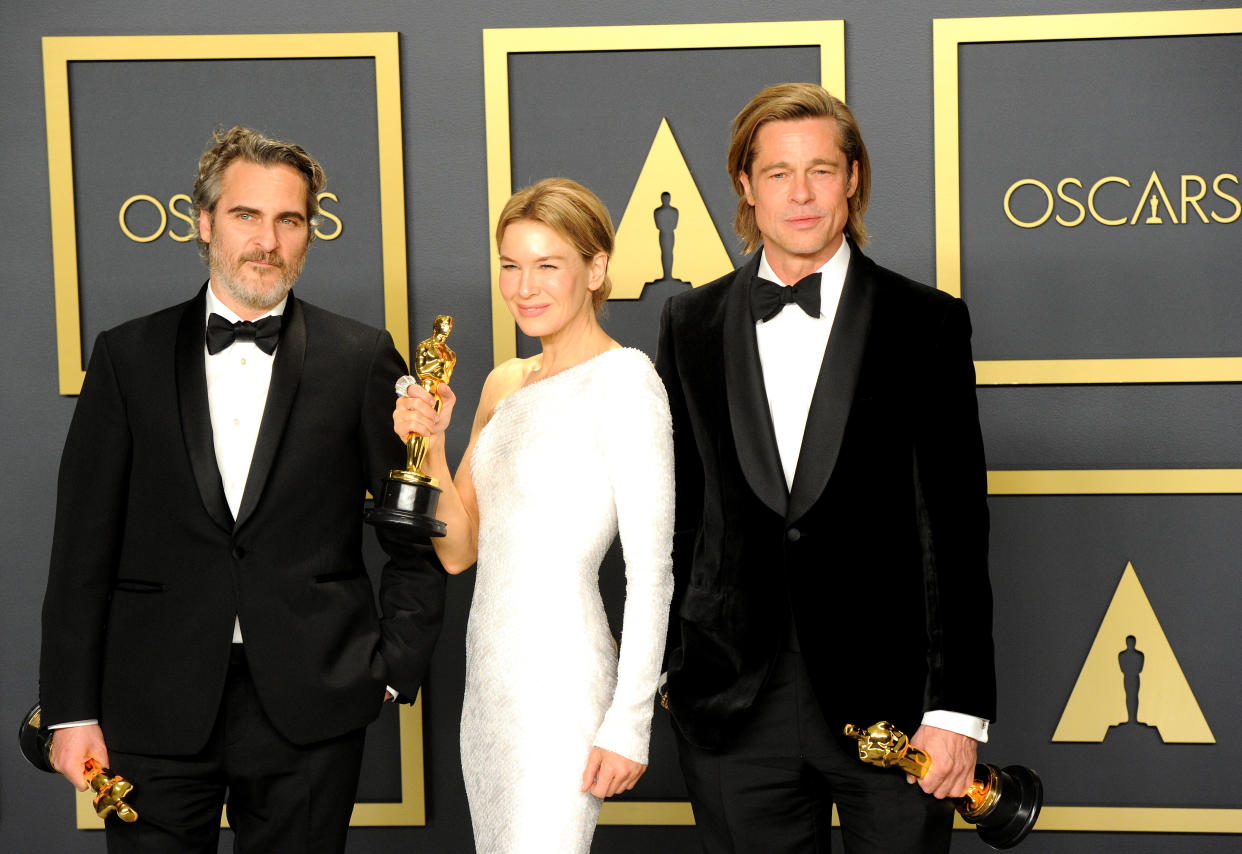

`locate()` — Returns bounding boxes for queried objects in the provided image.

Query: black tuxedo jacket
[656,245,995,749]
[39,287,446,754]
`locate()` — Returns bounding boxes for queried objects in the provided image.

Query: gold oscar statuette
[84,758,139,823]
[17,703,138,822]
[843,720,1042,850]
[366,314,456,536]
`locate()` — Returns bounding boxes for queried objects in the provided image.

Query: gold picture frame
[42,33,411,395]
[988,465,1242,833]
[933,9,1242,385]
[482,20,846,369]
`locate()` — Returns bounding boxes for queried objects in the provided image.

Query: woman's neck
[533,311,615,380]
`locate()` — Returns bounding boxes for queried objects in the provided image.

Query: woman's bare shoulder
[475,357,533,426]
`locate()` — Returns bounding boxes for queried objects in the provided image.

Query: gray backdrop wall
[2,2,1237,852]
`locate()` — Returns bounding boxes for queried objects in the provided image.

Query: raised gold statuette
[18,703,138,822]
[843,720,1042,850]
[366,315,456,537]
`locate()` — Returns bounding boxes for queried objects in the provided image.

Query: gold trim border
[42,33,411,396]
[989,468,1242,495]
[933,8,1242,385]
[599,804,1242,833]
[1028,806,1242,834]
[482,21,846,369]
[76,693,426,829]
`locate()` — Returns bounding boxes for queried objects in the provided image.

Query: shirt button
[786,527,801,542]
[233,418,240,426]
[239,357,247,366]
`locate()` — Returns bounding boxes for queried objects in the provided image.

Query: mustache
[239,251,285,268]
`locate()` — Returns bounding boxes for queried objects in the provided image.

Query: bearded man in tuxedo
[656,83,995,853]
[38,126,445,852]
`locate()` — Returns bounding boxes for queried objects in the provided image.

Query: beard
[208,240,306,312]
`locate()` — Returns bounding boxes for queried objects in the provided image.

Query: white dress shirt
[205,286,287,644]
[754,243,849,491]
[753,243,989,744]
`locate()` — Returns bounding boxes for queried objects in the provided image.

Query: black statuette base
[18,703,55,773]
[974,764,1043,850]
[366,476,446,537]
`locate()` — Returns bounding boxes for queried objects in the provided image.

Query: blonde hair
[727,83,871,252]
[495,178,615,313]
[191,125,325,264]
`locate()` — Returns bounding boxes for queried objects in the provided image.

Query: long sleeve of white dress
[590,351,675,764]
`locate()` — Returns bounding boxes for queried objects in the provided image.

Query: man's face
[199,159,311,318]
[738,117,858,278]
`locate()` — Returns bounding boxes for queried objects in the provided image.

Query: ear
[587,252,608,291]
[198,209,213,244]
[738,171,756,206]
[847,159,860,200]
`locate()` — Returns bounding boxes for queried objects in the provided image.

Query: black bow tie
[205,313,283,355]
[750,272,822,323]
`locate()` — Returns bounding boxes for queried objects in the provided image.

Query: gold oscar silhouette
[844,720,1042,850]
[1144,195,1163,224]
[366,315,456,536]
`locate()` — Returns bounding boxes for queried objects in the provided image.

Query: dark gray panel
[980,384,1242,469]
[958,35,1242,360]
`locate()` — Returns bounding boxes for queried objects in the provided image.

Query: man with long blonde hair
[657,83,995,852]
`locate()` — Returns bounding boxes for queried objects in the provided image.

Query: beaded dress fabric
[461,348,674,853]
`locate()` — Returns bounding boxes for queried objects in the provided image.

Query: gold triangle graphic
[1052,562,1214,743]
[609,118,733,300]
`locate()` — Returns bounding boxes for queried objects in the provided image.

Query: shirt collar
[204,281,289,325]
[757,238,851,292]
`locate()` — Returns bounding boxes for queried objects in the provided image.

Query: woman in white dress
[393,178,674,853]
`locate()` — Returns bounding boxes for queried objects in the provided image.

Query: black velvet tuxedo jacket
[655,244,995,749]
[39,287,446,754]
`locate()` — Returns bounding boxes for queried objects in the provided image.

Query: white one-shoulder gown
[461,348,674,853]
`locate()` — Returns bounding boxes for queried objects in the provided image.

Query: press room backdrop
[2,2,1238,852]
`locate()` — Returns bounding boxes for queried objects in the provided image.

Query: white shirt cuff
[48,719,99,729]
[920,710,990,743]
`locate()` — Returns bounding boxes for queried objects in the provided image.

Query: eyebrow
[225,204,306,221]
[499,253,569,263]
[757,157,840,173]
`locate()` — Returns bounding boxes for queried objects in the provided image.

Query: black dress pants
[104,645,367,854]
[674,650,954,854]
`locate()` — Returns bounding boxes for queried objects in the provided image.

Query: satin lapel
[234,295,307,531]
[176,286,233,531]
[787,246,876,524]
[723,254,787,517]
